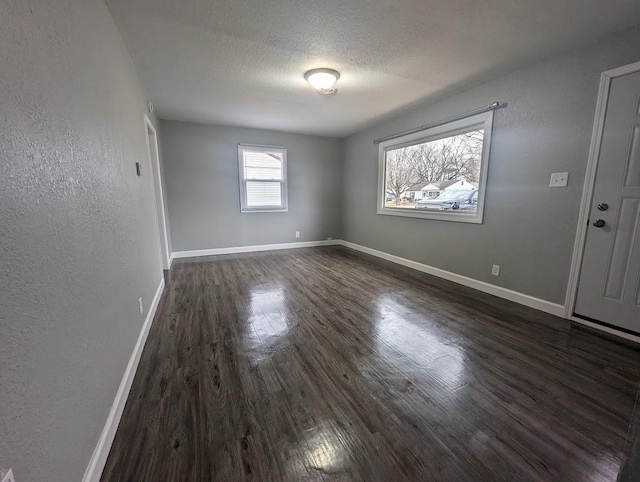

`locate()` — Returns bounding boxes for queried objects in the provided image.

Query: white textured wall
[0,0,164,480]
[342,26,640,305]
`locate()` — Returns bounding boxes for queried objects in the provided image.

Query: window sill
[377,207,483,224]
[241,208,289,213]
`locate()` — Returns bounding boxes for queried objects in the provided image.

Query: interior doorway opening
[144,115,170,270]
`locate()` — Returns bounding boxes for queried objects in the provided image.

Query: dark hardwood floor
[102,246,640,481]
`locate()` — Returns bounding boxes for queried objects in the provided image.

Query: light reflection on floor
[245,284,289,361]
[375,295,464,388]
[302,420,348,474]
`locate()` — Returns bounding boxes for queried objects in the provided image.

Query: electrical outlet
[295,231,300,238]
[138,297,144,314]
[549,172,569,187]
[1,469,15,482]
[492,265,500,276]
[327,237,333,240]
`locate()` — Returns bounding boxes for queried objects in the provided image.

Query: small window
[238,144,287,213]
[377,111,493,223]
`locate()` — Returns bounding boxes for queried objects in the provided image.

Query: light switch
[550,172,569,187]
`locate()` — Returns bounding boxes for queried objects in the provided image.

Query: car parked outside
[415,190,478,211]
[440,190,478,211]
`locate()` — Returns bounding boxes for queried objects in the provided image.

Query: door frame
[564,61,640,326]
[144,114,171,270]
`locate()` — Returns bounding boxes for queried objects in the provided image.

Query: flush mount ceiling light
[304,68,340,95]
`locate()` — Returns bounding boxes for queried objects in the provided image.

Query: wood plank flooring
[102,246,640,481]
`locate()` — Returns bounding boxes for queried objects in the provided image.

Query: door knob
[597,203,609,211]
[593,219,606,228]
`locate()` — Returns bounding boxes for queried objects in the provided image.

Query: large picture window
[238,144,288,213]
[377,111,493,223]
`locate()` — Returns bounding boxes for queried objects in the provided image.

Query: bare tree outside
[384,129,484,207]
[385,147,420,206]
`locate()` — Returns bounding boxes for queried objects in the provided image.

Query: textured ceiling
[106,0,640,137]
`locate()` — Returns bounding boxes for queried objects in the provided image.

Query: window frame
[238,144,288,213]
[376,111,494,224]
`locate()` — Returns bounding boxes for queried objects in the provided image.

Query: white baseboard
[82,277,166,482]
[571,316,640,344]
[339,240,565,318]
[171,239,340,259]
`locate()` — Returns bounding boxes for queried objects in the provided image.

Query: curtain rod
[373,102,503,145]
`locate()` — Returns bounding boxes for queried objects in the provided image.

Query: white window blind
[243,151,283,180]
[238,145,287,212]
[246,181,282,206]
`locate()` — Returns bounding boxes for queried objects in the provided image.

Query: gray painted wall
[342,26,640,305]
[161,121,343,251]
[0,0,165,480]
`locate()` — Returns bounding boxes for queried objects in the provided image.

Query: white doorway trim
[564,60,640,320]
[144,114,170,270]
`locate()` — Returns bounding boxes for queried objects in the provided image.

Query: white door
[575,70,640,333]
